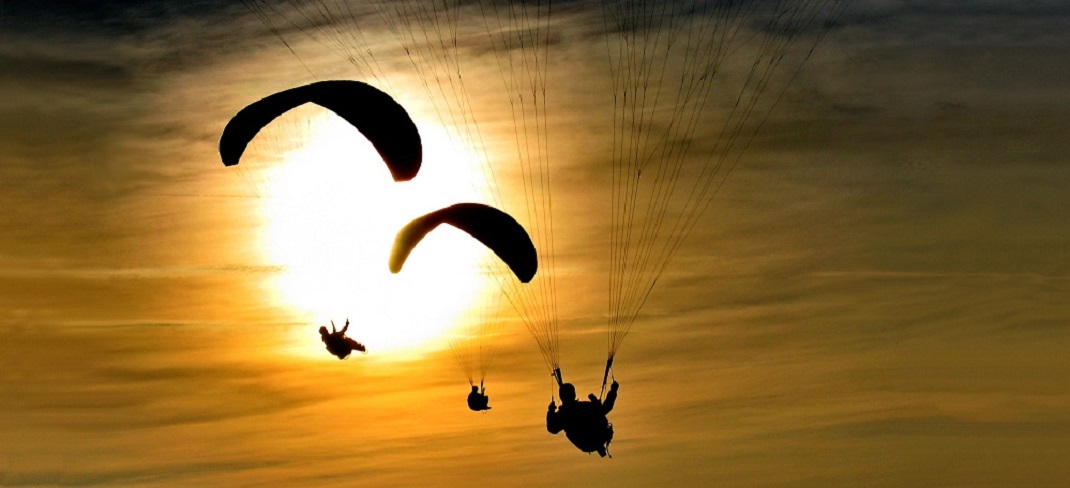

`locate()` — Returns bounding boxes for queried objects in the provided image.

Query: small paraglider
[390,202,538,412]
[547,379,620,458]
[467,382,491,412]
[319,318,367,360]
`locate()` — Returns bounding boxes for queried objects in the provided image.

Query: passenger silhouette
[467,383,491,411]
[319,318,366,360]
[547,380,619,457]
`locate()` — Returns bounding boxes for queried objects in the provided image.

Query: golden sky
[3,1,1070,486]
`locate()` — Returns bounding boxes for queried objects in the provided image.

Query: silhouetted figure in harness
[546,370,620,457]
[467,382,491,411]
[319,318,366,360]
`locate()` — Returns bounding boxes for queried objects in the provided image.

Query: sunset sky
[3,1,1070,486]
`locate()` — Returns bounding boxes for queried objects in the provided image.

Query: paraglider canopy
[389,203,538,283]
[219,80,422,182]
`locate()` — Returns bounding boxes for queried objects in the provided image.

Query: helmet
[559,383,577,402]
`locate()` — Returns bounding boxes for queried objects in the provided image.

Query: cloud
[0,53,134,90]
[1,1,241,34]
[0,265,286,279]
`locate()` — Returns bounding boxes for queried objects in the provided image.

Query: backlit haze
[2,1,1070,486]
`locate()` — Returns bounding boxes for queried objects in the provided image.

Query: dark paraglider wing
[390,203,538,283]
[218,80,422,181]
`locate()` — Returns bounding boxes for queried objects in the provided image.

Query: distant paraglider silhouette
[390,202,538,411]
[217,79,424,363]
[219,80,422,182]
[467,383,491,411]
[319,318,367,360]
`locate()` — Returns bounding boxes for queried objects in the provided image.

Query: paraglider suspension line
[600,355,614,400]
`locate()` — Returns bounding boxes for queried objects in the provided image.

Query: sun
[253,108,495,358]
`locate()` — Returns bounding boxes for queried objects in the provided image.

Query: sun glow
[252,108,496,358]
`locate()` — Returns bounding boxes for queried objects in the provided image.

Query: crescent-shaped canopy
[219,80,422,182]
[390,203,538,283]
